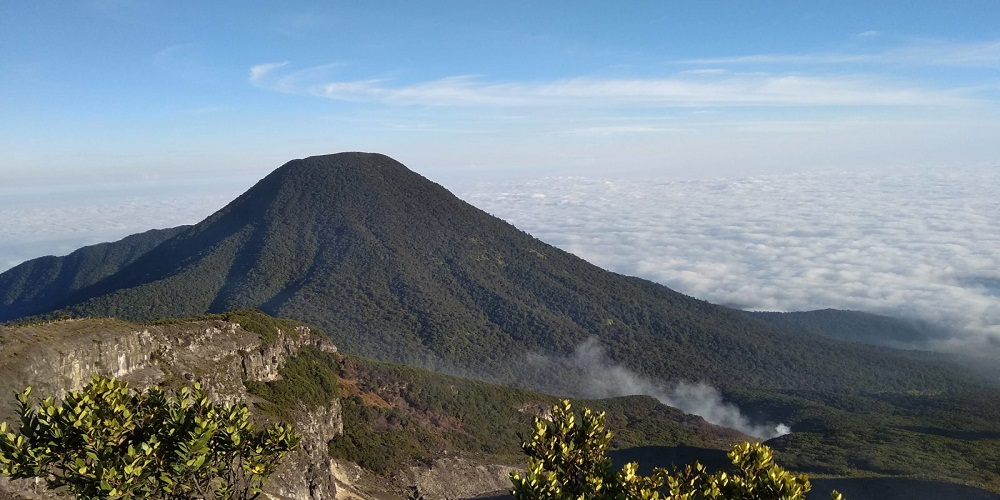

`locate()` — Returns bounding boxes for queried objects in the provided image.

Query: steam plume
[530,338,789,440]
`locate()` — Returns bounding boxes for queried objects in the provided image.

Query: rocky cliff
[0,316,344,499]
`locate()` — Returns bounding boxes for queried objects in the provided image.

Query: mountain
[0,226,187,321]
[748,309,948,349]
[3,154,1000,496]
[0,153,983,395]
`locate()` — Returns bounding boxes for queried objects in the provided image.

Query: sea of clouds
[0,180,245,272]
[459,165,1000,355]
[3,166,998,356]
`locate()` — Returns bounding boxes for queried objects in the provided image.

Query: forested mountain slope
[0,153,982,396]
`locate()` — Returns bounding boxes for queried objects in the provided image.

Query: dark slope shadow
[207,217,280,314]
[608,445,731,475]
[612,446,1000,500]
[256,226,358,315]
[0,226,189,322]
[42,219,246,317]
[811,477,1000,500]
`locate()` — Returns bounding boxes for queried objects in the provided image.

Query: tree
[0,375,300,499]
[511,400,843,500]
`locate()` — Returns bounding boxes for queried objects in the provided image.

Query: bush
[0,375,299,499]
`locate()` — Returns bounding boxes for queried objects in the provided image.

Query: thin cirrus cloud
[249,62,289,84]
[559,125,687,137]
[683,39,1000,68]
[250,61,348,94]
[458,166,1000,355]
[248,65,971,108]
[247,38,996,110]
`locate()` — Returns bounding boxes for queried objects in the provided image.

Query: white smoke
[665,381,791,439]
[532,338,790,440]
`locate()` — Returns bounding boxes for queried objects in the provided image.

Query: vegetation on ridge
[0,226,187,322]
[245,346,340,421]
[306,347,1000,495]
[747,309,946,349]
[1,311,999,497]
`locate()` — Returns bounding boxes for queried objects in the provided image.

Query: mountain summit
[0,153,969,394]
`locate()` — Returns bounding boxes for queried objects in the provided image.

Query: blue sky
[3,1,999,184]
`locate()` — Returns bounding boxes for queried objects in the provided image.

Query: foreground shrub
[0,375,299,499]
[511,399,843,500]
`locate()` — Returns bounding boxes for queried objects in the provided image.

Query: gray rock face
[268,400,345,500]
[401,458,517,500]
[0,318,342,499]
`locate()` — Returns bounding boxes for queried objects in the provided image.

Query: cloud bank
[0,181,242,271]
[461,165,1000,354]
[530,338,789,440]
[4,165,997,360]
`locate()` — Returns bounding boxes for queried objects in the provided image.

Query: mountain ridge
[0,225,189,320]
[0,153,985,396]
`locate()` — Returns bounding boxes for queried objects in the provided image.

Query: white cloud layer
[0,182,241,271]
[460,166,1000,354]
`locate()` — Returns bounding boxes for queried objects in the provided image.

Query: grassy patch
[246,347,339,421]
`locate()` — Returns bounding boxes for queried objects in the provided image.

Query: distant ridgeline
[748,309,948,349]
[2,152,1000,496]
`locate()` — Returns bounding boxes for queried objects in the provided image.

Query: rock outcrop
[0,317,342,499]
[268,401,345,499]
[401,458,517,500]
